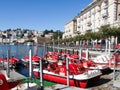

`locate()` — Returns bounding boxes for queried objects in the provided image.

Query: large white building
[63,18,77,39]
[63,0,120,39]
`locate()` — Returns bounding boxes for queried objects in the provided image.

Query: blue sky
[0,0,93,31]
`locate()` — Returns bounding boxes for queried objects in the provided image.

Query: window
[104,0,108,9]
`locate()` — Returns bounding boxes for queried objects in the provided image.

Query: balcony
[87,22,92,26]
[104,0,108,3]
[88,14,91,17]
[104,6,108,9]
[84,16,87,19]
[102,13,108,18]
[78,26,81,28]
[91,10,95,15]
[114,0,118,3]
[97,6,101,12]
[81,18,83,21]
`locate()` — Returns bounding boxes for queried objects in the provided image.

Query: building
[33,30,44,37]
[63,18,77,39]
[63,0,120,39]
[17,37,29,44]
[44,33,53,39]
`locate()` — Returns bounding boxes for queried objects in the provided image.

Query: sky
[0,0,93,31]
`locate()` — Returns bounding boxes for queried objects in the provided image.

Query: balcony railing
[97,5,101,12]
[102,13,108,18]
[87,22,92,26]
[78,26,81,28]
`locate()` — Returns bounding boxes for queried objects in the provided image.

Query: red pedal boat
[21,55,41,66]
[33,61,102,88]
[92,51,120,69]
[0,56,20,69]
[0,73,21,90]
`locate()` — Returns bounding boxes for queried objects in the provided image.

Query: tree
[2,35,6,39]
[99,25,110,39]
[6,29,11,32]
[84,30,93,41]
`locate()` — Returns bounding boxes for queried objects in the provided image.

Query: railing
[47,44,115,53]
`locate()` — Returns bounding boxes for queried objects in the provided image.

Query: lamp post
[7,50,10,78]
[52,38,55,53]
[66,58,69,87]
[58,30,60,53]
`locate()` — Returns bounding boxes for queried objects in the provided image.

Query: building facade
[62,18,77,39]
[63,0,120,38]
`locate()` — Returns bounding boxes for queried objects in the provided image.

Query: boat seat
[105,55,110,60]
[102,56,107,62]
[59,66,66,76]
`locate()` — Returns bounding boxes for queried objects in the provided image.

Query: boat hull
[33,71,100,88]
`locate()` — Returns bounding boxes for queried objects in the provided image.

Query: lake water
[0,44,52,77]
[0,44,49,59]
[0,44,58,87]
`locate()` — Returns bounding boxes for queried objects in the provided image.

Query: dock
[0,57,120,90]
[45,84,89,90]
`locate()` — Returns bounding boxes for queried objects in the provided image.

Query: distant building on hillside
[36,36,51,44]
[44,33,53,39]
[17,37,29,44]
[33,30,44,37]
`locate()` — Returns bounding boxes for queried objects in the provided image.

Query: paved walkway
[45,84,89,90]
[12,84,89,90]
[0,69,25,80]
[0,69,119,90]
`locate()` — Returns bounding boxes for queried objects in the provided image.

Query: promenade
[48,45,114,54]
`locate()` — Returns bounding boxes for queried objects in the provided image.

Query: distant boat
[10,43,15,45]
[22,55,41,62]
[25,42,33,46]
[0,56,21,68]
[21,55,41,67]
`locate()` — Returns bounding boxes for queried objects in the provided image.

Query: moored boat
[0,56,21,69]
[92,50,120,69]
[43,51,87,62]
[33,61,102,88]
[0,73,21,90]
[21,55,41,66]
[81,59,110,74]
[43,51,110,74]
